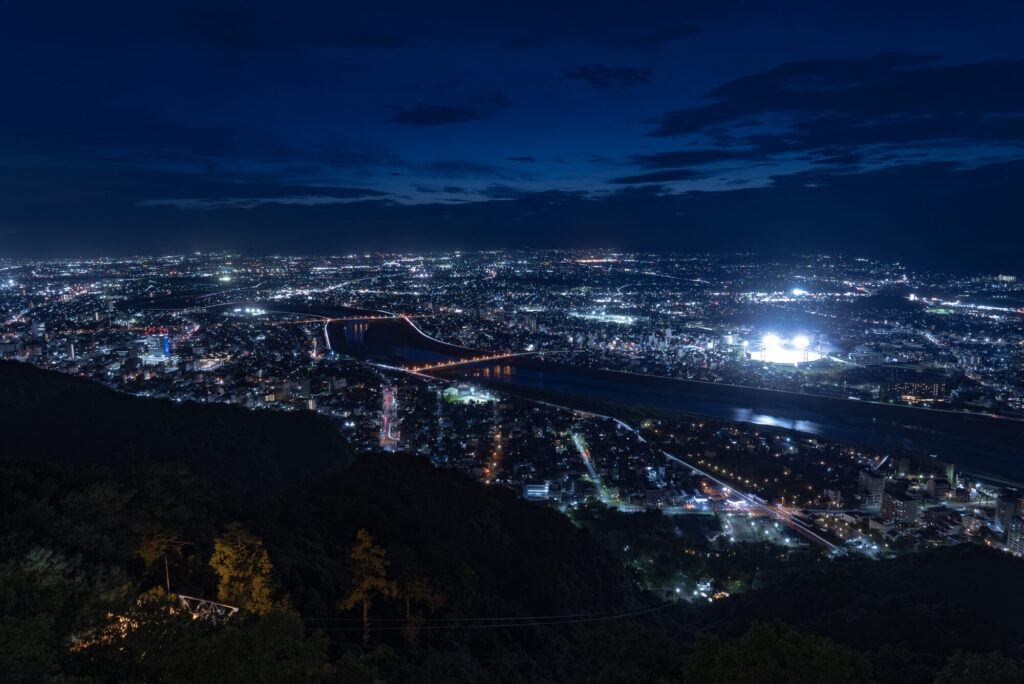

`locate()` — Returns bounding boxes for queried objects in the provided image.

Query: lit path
[571,433,611,504]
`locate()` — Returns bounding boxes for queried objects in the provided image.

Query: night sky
[2,1,1023,268]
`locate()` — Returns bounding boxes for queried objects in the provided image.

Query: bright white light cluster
[751,333,820,365]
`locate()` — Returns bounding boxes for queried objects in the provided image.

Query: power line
[304,600,676,631]
[300,600,670,623]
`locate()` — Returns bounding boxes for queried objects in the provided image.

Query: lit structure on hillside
[380,386,400,451]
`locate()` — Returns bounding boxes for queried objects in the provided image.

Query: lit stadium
[747,334,822,365]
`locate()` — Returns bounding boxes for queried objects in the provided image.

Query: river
[325,316,1024,485]
[137,301,1024,485]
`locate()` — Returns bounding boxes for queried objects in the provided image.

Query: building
[1007,517,1024,556]
[882,490,920,527]
[858,470,885,508]
[888,379,948,402]
[145,335,168,358]
[925,477,950,501]
[995,493,1021,540]
[522,483,551,501]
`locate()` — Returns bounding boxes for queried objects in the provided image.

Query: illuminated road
[538,405,840,551]
[657,450,839,551]
[571,433,610,504]
[409,349,580,373]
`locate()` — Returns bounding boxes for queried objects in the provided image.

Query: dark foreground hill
[249,454,636,619]
[2,363,1023,683]
[0,360,354,492]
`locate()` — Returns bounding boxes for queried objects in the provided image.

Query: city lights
[752,333,820,365]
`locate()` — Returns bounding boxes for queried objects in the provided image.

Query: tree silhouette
[137,532,183,571]
[680,621,872,683]
[339,529,398,645]
[401,577,446,645]
[937,650,1024,683]
[209,522,275,614]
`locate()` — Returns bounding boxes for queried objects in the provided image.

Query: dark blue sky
[2,1,1023,268]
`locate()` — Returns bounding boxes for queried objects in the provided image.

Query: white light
[763,334,781,348]
[793,335,810,350]
[792,288,808,296]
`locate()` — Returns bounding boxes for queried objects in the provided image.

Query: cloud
[505,156,535,162]
[479,184,530,199]
[609,168,706,184]
[137,195,380,210]
[611,54,1024,189]
[500,16,698,51]
[565,65,653,90]
[416,159,525,180]
[390,105,486,126]
[627,149,762,168]
[648,54,1024,150]
[502,35,547,51]
[612,25,700,49]
[3,160,1023,271]
[568,65,653,91]
[172,7,415,52]
[0,165,389,218]
[810,150,862,167]
[390,93,512,126]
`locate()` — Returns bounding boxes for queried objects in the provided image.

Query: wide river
[324,315,1024,485]
[133,299,1024,485]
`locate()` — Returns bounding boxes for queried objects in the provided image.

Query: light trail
[400,314,477,353]
[658,449,839,551]
[409,349,580,372]
[532,404,839,551]
[571,432,611,504]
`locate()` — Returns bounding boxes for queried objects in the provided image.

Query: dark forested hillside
[250,454,637,617]
[2,362,1023,683]
[0,360,354,492]
[688,544,1024,684]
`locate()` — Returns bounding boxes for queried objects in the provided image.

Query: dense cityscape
[4,250,1023,575]
[5,2,1024,680]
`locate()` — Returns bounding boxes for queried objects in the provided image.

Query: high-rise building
[380,386,400,451]
[1007,517,1024,556]
[926,477,950,501]
[858,470,885,508]
[882,490,920,527]
[944,463,957,488]
[995,492,1021,540]
[146,335,166,357]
